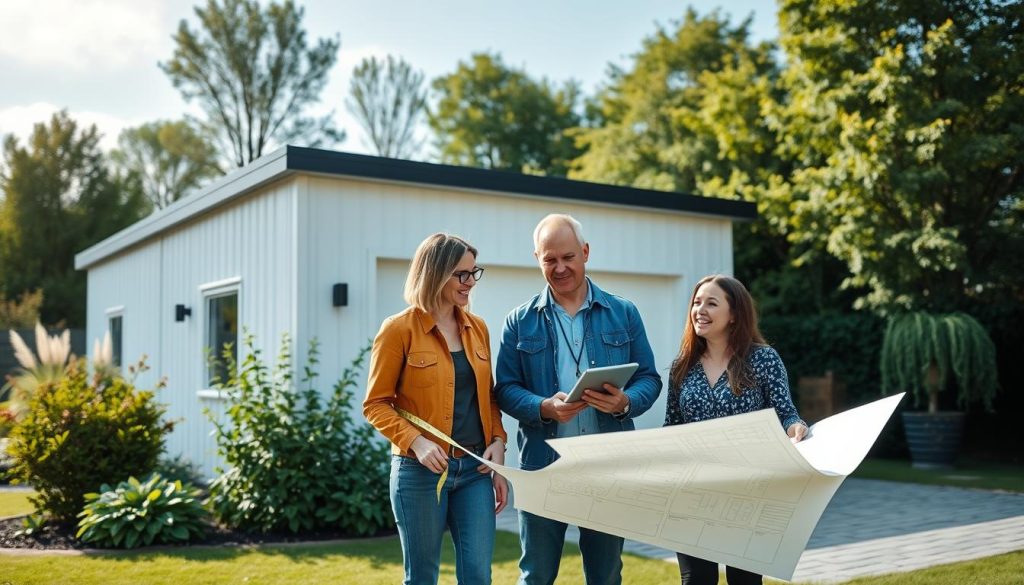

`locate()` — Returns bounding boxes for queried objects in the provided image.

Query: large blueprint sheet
[476,394,904,581]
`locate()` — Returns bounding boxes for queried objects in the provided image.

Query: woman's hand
[492,473,509,514]
[787,422,809,444]
[477,438,505,473]
[410,435,448,473]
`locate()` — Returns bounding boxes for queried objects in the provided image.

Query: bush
[207,335,393,535]
[6,360,173,524]
[760,312,887,407]
[76,473,207,548]
[155,454,206,487]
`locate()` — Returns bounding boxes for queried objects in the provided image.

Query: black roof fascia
[285,146,757,221]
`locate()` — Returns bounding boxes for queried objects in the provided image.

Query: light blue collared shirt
[548,283,600,438]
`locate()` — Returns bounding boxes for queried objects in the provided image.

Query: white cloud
[0,0,171,71]
[0,102,139,152]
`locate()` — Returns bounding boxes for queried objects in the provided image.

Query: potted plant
[880,312,998,468]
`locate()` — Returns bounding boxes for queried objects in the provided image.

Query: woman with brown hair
[664,274,807,585]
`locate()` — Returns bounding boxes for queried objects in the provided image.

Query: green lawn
[0,490,33,517]
[0,532,1020,584]
[853,458,1024,492]
[2,483,1022,584]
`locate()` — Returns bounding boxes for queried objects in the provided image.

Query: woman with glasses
[363,232,508,585]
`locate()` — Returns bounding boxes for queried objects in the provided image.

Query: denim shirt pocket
[405,351,438,389]
[516,336,548,389]
[600,330,630,364]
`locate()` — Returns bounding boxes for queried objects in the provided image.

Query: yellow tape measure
[396,408,475,504]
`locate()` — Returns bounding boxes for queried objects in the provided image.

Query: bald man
[496,214,662,585]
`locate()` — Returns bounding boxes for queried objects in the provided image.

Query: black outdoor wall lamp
[332,283,348,307]
[175,304,192,322]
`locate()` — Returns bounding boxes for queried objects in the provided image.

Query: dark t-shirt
[451,350,484,447]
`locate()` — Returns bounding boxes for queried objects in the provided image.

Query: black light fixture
[332,283,348,307]
[175,304,192,321]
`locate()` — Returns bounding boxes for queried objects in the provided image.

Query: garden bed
[0,515,395,551]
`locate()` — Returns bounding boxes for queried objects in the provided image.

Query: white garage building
[75,146,755,476]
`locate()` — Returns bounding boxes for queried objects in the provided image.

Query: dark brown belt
[449,443,484,458]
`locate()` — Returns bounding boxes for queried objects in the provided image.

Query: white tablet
[564,363,639,403]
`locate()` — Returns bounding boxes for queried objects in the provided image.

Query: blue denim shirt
[495,278,663,470]
[548,284,600,438]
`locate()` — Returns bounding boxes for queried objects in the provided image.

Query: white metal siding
[86,181,299,477]
[85,171,736,477]
[300,176,734,436]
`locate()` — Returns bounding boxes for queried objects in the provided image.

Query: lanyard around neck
[553,309,586,377]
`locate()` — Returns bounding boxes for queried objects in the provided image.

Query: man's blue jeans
[517,510,624,585]
[390,455,495,585]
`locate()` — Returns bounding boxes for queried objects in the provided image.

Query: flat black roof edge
[285,146,757,220]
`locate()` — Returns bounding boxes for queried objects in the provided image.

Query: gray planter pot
[902,411,965,469]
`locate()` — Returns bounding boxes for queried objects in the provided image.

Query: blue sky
[0,0,777,155]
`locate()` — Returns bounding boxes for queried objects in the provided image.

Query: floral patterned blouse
[664,345,805,430]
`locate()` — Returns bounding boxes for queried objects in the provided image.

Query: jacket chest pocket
[405,351,438,389]
[601,330,630,364]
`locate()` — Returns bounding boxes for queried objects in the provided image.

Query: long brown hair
[668,275,765,395]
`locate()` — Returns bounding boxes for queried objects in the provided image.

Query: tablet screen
[564,362,639,403]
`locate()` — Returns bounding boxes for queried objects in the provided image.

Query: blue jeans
[517,510,623,585]
[390,455,496,585]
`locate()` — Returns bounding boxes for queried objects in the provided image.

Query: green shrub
[760,312,887,407]
[155,454,206,487]
[6,359,173,524]
[207,335,392,535]
[76,473,207,548]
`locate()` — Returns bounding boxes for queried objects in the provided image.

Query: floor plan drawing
[477,393,905,581]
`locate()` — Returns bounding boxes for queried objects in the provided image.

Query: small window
[108,315,123,367]
[207,292,238,386]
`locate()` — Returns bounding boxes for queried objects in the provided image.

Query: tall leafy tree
[429,52,581,176]
[161,0,342,167]
[346,55,427,159]
[111,120,223,210]
[571,9,848,313]
[0,112,148,325]
[771,0,1024,312]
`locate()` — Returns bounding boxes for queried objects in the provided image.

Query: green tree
[161,0,342,167]
[346,55,427,159]
[111,120,222,210]
[429,52,581,175]
[0,111,147,326]
[771,0,1024,312]
[570,9,848,313]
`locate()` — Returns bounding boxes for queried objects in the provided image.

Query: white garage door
[375,259,685,464]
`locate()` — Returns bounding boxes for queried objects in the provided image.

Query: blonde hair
[404,233,478,312]
[533,214,585,251]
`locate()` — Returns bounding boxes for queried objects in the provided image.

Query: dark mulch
[0,516,395,551]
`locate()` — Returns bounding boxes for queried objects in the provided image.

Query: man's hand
[540,392,588,423]
[582,383,629,414]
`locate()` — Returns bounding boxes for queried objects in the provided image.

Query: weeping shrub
[880,312,999,413]
[76,473,207,548]
[206,335,393,535]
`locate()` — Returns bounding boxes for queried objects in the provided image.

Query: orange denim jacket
[363,305,507,457]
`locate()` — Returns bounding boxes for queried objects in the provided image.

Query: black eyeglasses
[452,267,485,284]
